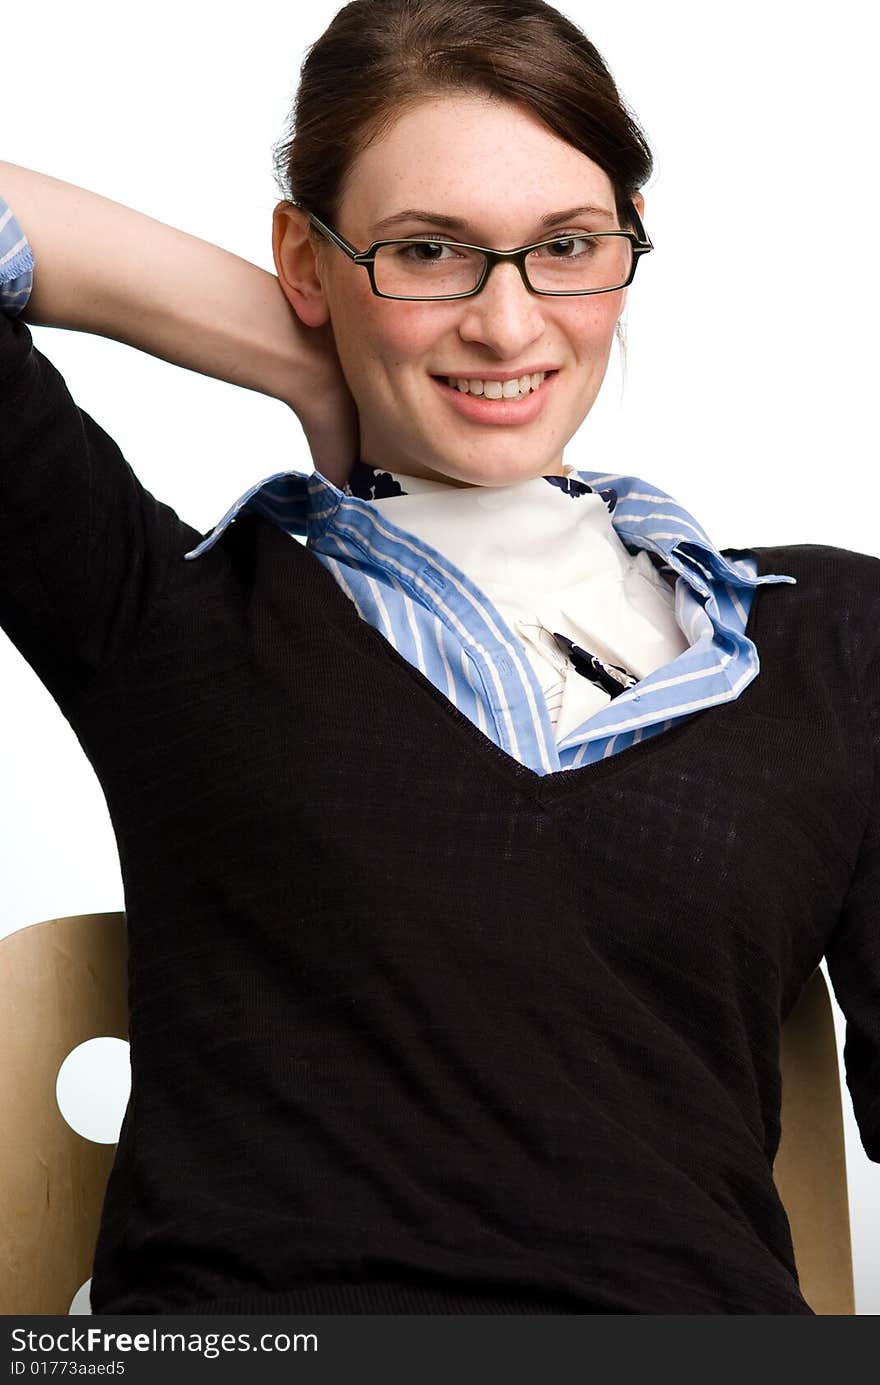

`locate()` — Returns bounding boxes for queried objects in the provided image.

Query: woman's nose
[456,261,546,359]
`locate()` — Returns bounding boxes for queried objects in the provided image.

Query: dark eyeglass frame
[306,200,653,301]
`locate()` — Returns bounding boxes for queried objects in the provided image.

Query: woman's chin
[420,454,565,488]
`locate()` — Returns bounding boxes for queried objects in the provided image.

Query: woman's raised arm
[0,161,358,481]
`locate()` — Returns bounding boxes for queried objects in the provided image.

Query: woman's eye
[541,235,596,258]
[398,240,456,261]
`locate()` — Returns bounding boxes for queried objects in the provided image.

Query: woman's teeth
[445,372,547,400]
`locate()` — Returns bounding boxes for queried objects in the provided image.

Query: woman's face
[313,93,641,488]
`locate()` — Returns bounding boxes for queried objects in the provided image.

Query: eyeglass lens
[372,235,633,298]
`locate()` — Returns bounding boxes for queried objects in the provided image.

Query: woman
[1,0,877,1316]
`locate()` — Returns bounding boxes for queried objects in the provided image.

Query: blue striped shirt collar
[184,462,796,597]
[183,461,796,774]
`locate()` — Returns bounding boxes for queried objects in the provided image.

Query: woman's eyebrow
[371,204,617,235]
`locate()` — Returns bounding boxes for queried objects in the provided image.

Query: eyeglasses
[306,201,653,301]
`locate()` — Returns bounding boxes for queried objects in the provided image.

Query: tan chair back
[0,912,128,1315]
[773,964,856,1314]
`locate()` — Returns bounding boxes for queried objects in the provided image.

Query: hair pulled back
[272,0,653,233]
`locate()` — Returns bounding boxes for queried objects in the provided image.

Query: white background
[1,0,877,1312]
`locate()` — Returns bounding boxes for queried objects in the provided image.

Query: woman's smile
[430,367,560,426]
[441,369,551,397]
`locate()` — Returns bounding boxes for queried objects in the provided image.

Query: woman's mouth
[445,370,549,399]
[431,370,558,425]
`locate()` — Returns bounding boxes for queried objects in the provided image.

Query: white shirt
[367,461,689,742]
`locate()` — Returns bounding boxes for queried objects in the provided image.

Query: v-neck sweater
[2,271,879,1318]
[31,518,880,1316]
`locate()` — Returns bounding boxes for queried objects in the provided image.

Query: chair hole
[68,1277,92,1315]
[56,1037,130,1144]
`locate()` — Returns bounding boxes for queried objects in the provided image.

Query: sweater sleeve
[0,199,199,700]
[824,600,880,1164]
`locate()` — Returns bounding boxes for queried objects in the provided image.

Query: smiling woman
[1,0,879,1324]
[274,91,653,476]
[270,0,652,488]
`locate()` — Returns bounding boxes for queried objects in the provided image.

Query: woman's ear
[272,202,331,327]
[617,191,646,319]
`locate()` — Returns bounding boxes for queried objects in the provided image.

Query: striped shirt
[0,194,796,775]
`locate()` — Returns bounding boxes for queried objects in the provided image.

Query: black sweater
[2,311,878,1315]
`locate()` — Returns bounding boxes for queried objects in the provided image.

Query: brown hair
[271,0,653,233]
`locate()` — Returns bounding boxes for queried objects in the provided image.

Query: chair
[0,912,128,1317]
[0,913,857,1315]
[774,964,856,1314]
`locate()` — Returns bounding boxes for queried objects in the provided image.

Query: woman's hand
[272,310,360,488]
[0,161,359,485]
